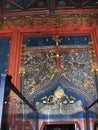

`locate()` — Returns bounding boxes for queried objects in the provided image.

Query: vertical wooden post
[53,35,61,67]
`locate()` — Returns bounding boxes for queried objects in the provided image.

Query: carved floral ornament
[1,14,98,29]
[36,86,85,115]
[40,86,76,105]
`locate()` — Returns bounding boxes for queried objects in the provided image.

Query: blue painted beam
[48,0,55,14]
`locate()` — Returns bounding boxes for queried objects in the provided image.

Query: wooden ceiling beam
[78,0,82,7]
[22,0,26,10]
[6,0,24,9]
[47,0,55,14]
[81,0,94,7]
[0,0,3,12]
[26,0,37,9]
[68,0,80,8]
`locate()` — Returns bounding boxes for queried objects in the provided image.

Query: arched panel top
[28,72,94,107]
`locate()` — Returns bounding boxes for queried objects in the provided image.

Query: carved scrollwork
[2,14,98,29]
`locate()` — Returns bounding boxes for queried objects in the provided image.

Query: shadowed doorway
[43,124,75,130]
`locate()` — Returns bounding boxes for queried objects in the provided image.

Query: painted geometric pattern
[21,50,96,99]
[1,0,98,11]
[57,0,98,7]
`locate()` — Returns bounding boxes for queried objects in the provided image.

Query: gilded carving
[20,44,97,99]
[2,14,98,28]
[20,51,56,98]
[40,86,76,105]
[61,50,96,98]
